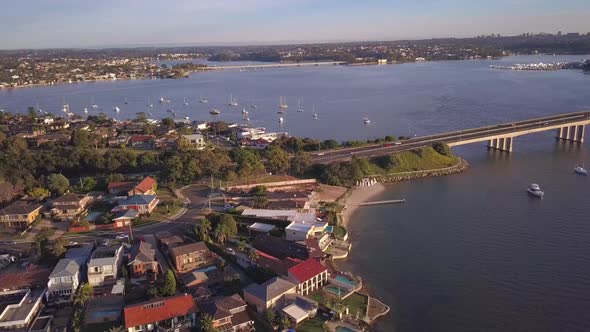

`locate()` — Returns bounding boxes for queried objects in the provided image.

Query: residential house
[0,200,43,230]
[280,294,319,325]
[193,121,208,130]
[154,134,178,149]
[112,209,138,228]
[199,294,254,332]
[84,295,124,330]
[129,135,155,149]
[182,134,205,150]
[169,242,214,273]
[158,235,184,254]
[46,258,82,304]
[287,258,328,296]
[87,246,124,287]
[243,277,297,313]
[107,135,130,148]
[128,241,159,280]
[123,294,198,332]
[32,132,71,147]
[112,195,159,215]
[50,193,92,221]
[128,176,157,196]
[255,250,301,276]
[0,289,46,331]
[107,181,134,195]
[253,234,309,261]
[28,315,53,332]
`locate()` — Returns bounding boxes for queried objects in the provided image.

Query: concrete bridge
[311,111,590,164]
[205,61,346,71]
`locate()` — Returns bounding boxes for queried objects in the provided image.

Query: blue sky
[1,0,589,49]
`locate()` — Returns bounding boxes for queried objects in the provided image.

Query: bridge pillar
[579,125,585,143]
[557,125,585,143]
[487,137,513,152]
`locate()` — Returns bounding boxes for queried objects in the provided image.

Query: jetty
[357,199,406,207]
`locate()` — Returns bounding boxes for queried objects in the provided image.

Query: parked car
[226,248,236,255]
[115,234,129,240]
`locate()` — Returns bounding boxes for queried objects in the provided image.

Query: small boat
[209,109,221,115]
[91,97,98,109]
[526,183,544,198]
[113,106,120,113]
[183,97,189,106]
[200,96,208,103]
[279,117,284,123]
[228,94,238,106]
[312,105,318,119]
[297,99,304,112]
[184,116,190,120]
[83,108,88,113]
[166,109,174,113]
[250,104,257,109]
[242,108,248,115]
[279,96,288,109]
[124,97,129,105]
[364,117,371,124]
[277,110,285,114]
[574,166,588,175]
[159,97,170,103]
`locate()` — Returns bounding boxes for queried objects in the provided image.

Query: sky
[0,0,589,49]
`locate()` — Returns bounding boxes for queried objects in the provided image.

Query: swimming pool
[335,326,356,332]
[86,211,103,222]
[326,225,334,233]
[195,266,217,273]
[335,275,356,286]
[325,286,347,296]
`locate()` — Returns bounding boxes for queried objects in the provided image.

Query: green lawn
[333,225,347,240]
[297,315,328,332]
[342,293,369,317]
[388,146,459,173]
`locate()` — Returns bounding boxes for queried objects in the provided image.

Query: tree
[198,313,217,332]
[250,196,268,209]
[249,185,267,196]
[266,146,290,174]
[74,283,93,307]
[214,225,227,245]
[27,106,37,120]
[247,248,259,262]
[79,177,96,192]
[197,218,212,242]
[238,241,248,253]
[47,173,70,195]
[279,314,292,330]
[290,152,312,176]
[160,270,177,296]
[321,139,339,150]
[263,310,276,325]
[71,130,90,148]
[33,228,51,257]
[50,237,68,257]
[106,173,125,184]
[28,187,50,201]
[432,141,452,156]
[161,117,175,129]
[219,214,237,238]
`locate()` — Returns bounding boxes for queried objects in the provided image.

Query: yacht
[364,117,371,124]
[526,183,544,198]
[200,96,208,103]
[113,106,120,113]
[183,97,189,106]
[277,110,285,114]
[242,108,248,115]
[312,105,318,119]
[184,116,190,120]
[228,94,238,107]
[209,109,221,115]
[297,99,304,112]
[83,108,88,114]
[124,97,129,105]
[279,117,284,123]
[574,166,588,175]
[91,97,98,110]
[279,96,288,109]
[159,97,170,103]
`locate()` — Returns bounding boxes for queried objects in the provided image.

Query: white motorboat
[113,106,120,113]
[200,96,208,103]
[364,117,371,124]
[209,109,221,115]
[526,183,544,198]
[279,96,288,109]
[574,166,588,175]
[228,94,238,106]
[279,117,284,123]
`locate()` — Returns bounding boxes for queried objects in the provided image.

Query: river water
[2,55,590,331]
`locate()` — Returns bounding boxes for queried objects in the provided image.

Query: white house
[46,259,82,304]
[88,246,124,287]
[182,134,205,150]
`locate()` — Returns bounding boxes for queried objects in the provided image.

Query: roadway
[311,111,590,164]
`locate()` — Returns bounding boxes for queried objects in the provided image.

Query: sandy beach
[340,183,387,228]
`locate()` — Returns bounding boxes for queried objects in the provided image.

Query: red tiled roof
[124,294,197,328]
[107,181,133,190]
[130,135,155,143]
[287,258,327,283]
[134,176,157,194]
[0,266,51,290]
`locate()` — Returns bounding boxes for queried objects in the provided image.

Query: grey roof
[130,241,156,264]
[120,195,156,206]
[65,245,93,260]
[49,259,80,279]
[0,200,42,216]
[89,246,121,267]
[244,277,296,302]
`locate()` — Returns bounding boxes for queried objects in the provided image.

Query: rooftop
[169,242,209,257]
[243,277,296,302]
[0,200,42,216]
[48,259,80,279]
[120,195,157,206]
[248,223,276,233]
[134,176,157,194]
[124,294,197,328]
[288,258,327,283]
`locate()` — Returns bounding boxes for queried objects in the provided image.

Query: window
[143,301,165,309]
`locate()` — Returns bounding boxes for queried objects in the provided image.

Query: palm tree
[198,218,212,242]
[198,313,217,332]
[247,248,259,263]
[214,224,227,245]
[238,241,248,253]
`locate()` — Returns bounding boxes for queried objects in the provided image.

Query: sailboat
[200,95,208,103]
[312,105,318,119]
[183,97,189,106]
[228,94,238,106]
[83,107,88,114]
[279,96,288,109]
[279,117,284,123]
[91,97,98,109]
[364,116,371,124]
[147,97,153,108]
[62,97,69,113]
[124,97,129,105]
[113,106,120,113]
[297,99,304,112]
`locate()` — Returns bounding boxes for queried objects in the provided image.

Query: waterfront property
[123,294,198,332]
[199,294,255,332]
[0,200,43,230]
[0,288,46,331]
[287,258,328,296]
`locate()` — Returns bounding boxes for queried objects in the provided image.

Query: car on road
[68,241,79,246]
[394,141,402,145]
[317,153,325,156]
[115,234,129,240]
[226,248,236,255]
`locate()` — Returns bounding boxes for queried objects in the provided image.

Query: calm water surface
[2,55,590,331]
